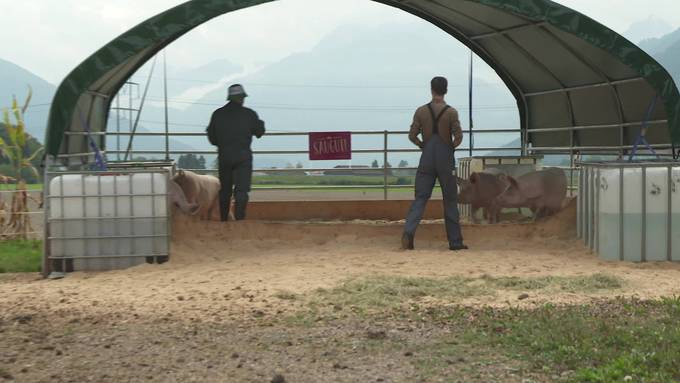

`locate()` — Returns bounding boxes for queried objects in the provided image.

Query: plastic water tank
[48,173,168,271]
[597,166,680,262]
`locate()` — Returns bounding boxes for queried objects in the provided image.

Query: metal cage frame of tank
[578,160,680,262]
[42,160,175,277]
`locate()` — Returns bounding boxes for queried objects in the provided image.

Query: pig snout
[172,198,201,215]
[456,177,474,204]
[169,179,202,216]
[187,203,200,215]
[458,184,475,204]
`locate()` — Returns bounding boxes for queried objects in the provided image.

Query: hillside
[636,27,680,86]
[640,27,680,55]
[623,16,673,44]
[655,38,680,85]
[0,58,56,140]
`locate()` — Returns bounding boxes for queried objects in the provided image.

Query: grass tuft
[273,290,298,300]
[311,276,492,313]
[309,274,623,314]
[485,273,622,293]
[0,240,41,273]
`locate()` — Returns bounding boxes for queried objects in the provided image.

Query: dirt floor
[2,201,680,382]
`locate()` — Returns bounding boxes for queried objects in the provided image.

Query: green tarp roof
[46,0,680,163]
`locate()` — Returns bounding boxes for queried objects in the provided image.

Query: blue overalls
[403,103,465,248]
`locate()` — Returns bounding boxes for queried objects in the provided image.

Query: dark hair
[431,76,448,96]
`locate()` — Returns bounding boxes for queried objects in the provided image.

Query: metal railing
[99,128,524,199]
[92,126,676,199]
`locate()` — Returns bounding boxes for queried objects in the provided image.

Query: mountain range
[640,31,680,87]
[623,16,674,44]
[120,22,520,168]
[3,19,680,169]
[0,58,55,139]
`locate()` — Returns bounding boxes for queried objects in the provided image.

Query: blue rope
[78,109,107,171]
[628,96,660,162]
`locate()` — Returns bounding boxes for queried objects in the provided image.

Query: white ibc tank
[48,173,168,271]
[596,166,680,262]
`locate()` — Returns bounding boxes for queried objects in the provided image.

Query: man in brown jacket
[402,76,467,251]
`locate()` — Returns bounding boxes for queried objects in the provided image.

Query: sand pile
[170,197,579,264]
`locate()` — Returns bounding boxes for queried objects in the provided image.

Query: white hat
[228,84,248,99]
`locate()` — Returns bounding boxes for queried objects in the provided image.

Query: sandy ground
[4,199,680,320]
[3,201,680,382]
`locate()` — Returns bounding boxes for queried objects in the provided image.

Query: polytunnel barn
[42,0,680,275]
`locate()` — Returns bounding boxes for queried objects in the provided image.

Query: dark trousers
[404,135,464,247]
[218,158,253,221]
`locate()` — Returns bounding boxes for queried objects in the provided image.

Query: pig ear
[470,173,479,184]
[507,176,519,188]
[177,169,185,177]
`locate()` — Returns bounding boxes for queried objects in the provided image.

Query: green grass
[391,298,680,382]
[312,276,492,313]
[456,297,680,382]
[308,274,623,315]
[252,174,414,186]
[0,184,43,191]
[284,276,678,381]
[483,273,623,293]
[0,240,42,273]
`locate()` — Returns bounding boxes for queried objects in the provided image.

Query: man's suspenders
[427,103,450,136]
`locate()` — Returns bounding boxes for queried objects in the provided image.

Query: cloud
[1,0,679,84]
[557,0,680,32]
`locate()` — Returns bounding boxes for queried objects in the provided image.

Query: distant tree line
[177,154,206,170]
[371,160,409,168]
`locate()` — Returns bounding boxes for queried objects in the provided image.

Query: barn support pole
[570,130,575,196]
[468,50,474,158]
[41,156,52,278]
[163,50,170,162]
[124,56,158,161]
[383,130,388,201]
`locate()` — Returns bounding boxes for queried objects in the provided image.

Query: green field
[0,240,41,273]
[0,184,43,191]
[252,174,415,186]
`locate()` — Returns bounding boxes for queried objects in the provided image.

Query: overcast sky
[2,0,680,84]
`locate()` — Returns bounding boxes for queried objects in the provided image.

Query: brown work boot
[401,233,414,250]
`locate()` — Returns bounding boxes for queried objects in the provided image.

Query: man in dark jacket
[207,84,265,221]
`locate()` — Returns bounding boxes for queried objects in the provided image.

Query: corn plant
[0,88,43,239]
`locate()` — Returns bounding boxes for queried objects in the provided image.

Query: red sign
[309,132,352,160]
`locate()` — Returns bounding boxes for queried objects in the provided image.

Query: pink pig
[494,168,567,220]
